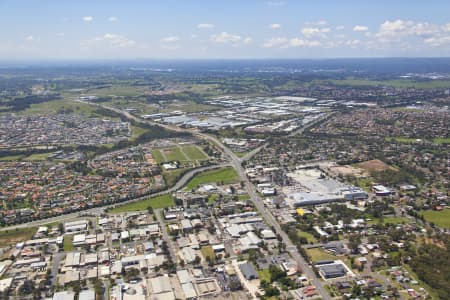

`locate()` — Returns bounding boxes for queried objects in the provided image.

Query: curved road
[4,101,331,299]
[81,101,331,300]
[0,163,229,231]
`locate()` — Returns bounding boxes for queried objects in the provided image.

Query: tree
[348,234,362,253]
[18,280,34,295]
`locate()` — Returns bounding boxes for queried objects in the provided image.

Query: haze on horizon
[2,0,450,60]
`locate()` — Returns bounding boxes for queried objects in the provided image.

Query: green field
[88,85,147,97]
[306,248,339,262]
[18,99,99,116]
[182,145,208,160]
[153,145,208,163]
[63,235,74,251]
[165,147,187,161]
[207,194,219,204]
[152,150,166,164]
[237,194,250,201]
[162,168,189,187]
[432,137,450,144]
[108,194,174,213]
[421,209,450,228]
[200,245,216,263]
[0,227,36,247]
[297,231,318,244]
[185,167,239,190]
[385,137,421,144]
[258,269,271,282]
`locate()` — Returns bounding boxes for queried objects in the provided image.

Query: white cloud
[25,35,34,41]
[91,33,135,48]
[290,38,321,47]
[270,23,281,30]
[243,37,252,44]
[443,23,450,32]
[161,44,180,50]
[197,23,215,29]
[161,36,179,43]
[108,16,118,22]
[83,16,93,22]
[346,39,361,47]
[263,36,321,48]
[353,25,369,32]
[210,32,241,43]
[336,25,345,30]
[424,36,450,47]
[301,27,330,37]
[56,32,65,37]
[375,20,439,40]
[263,37,288,48]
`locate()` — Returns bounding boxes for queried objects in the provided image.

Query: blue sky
[1,0,450,60]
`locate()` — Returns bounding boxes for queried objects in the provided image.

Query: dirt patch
[356,159,396,173]
[328,165,368,178]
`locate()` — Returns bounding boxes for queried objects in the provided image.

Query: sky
[1,0,450,60]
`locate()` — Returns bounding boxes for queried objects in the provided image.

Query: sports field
[421,209,450,228]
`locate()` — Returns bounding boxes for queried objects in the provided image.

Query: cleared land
[63,235,74,251]
[356,159,396,173]
[306,248,339,262]
[0,227,36,247]
[185,167,239,190]
[108,194,174,213]
[200,245,216,263]
[421,209,450,228]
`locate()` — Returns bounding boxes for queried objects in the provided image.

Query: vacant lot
[356,159,395,173]
[306,248,338,262]
[421,209,450,228]
[185,167,239,190]
[297,231,318,244]
[200,245,216,263]
[108,194,174,213]
[63,234,74,251]
[0,227,36,247]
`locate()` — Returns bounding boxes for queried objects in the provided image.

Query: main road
[80,101,331,300]
[3,100,331,299]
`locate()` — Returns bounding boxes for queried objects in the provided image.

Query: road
[6,101,331,299]
[0,163,229,231]
[81,101,332,300]
[155,208,177,263]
